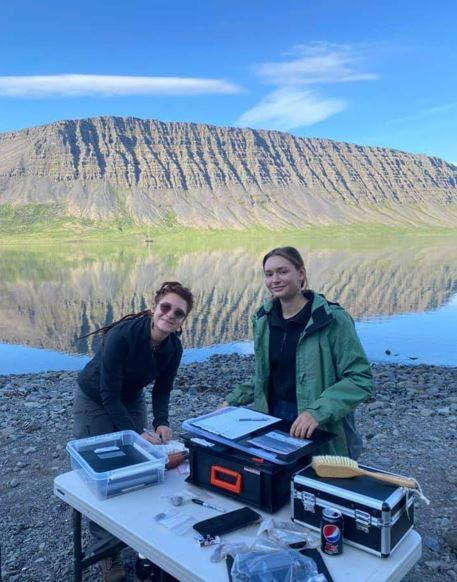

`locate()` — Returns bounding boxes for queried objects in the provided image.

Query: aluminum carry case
[292,464,415,557]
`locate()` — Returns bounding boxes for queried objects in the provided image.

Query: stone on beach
[0,357,456,581]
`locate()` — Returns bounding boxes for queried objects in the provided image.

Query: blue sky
[1,0,456,162]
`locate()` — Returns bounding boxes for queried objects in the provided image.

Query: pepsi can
[321,508,344,555]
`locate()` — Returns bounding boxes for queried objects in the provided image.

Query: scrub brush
[311,455,418,489]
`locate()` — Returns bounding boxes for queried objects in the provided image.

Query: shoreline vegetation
[1,355,456,580]
[1,217,457,247]
[0,203,456,244]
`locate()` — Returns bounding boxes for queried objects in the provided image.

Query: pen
[191,498,226,512]
[238,418,269,421]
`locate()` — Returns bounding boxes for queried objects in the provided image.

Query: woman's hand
[155,425,173,443]
[217,400,229,409]
[141,431,162,445]
[290,411,319,439]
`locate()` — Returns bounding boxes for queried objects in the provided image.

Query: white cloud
[237,42,377,131]
[0,74,243,98]
[236,88,345,130]
[386,103,456,126]
[255,41,378,85]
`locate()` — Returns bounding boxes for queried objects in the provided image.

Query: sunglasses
[157,302,187,320]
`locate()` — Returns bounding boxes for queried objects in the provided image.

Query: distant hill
[0,116,456,229]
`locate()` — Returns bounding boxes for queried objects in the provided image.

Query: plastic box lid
[66,430,168,481]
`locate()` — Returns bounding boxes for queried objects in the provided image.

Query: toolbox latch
[294,490,316,513]
[355,509,371,533]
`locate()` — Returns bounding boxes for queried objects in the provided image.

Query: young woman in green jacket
[220,246,373,458]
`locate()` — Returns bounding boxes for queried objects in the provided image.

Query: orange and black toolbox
[182,407,335,512]
[183,435,308,512]
[183,428,334,512]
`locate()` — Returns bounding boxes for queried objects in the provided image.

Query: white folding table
[54,469,421,581]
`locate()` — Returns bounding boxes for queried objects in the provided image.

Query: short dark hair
[262,246,308,289]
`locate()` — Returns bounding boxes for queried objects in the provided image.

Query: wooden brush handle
[359,468,417,489]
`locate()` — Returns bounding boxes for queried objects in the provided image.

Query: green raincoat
[225,292,373,456]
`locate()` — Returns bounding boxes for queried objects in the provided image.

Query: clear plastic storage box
[66,430,168,500]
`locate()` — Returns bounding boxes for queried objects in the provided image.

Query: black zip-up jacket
[77,315,182,432]
[268,298,312,402]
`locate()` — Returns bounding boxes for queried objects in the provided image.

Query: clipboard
[187,407,280,440]
[238,426,336,463]
[183,409,335,466]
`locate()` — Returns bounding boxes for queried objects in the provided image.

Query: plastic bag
[210,537,282,563]
[162,488,194,507]
[154,509,195,535]
[231,548,322,582]
[210,542,249,563]
[256,518,319,547]
[161,440,188,455]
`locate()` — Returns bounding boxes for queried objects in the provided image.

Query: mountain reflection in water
[0,237,456,369]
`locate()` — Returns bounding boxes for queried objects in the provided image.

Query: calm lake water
[1,234,456,374]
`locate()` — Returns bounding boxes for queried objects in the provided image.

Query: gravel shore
[1,355,456,581]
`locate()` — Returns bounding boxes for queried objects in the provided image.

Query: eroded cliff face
[1,243,456,354]
[0,116,456,228]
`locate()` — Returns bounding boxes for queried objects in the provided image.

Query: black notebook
[79,444,148,473]
[297,547,334,582]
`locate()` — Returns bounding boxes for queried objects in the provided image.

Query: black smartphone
[193,506,261,537]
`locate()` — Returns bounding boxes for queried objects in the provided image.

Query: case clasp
[295,490,316,513]
[355,509,371,533]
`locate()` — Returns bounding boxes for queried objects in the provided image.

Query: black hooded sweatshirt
[268,297,312,403]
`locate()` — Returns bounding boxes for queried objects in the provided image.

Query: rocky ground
[1,355,456,581]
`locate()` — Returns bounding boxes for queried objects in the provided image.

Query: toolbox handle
[210,465,242,494]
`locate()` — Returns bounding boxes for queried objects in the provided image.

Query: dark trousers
[73,387,147,438]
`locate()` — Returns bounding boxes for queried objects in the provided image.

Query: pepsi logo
[323,524,341,543]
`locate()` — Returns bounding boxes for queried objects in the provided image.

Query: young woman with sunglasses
[220,247,373,459]
[74,281,193,445]
[73,281,193,582]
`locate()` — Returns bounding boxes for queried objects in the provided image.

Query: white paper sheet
[189,407,279,440]
[248,430,311,455]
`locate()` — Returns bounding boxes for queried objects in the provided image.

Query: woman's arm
[99,333,139,432]
[152,344,183,430]
[224,379,255,406]
[304,310,373,425]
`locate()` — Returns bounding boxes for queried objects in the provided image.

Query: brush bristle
[311,455,360,479]
[312,455,358,469]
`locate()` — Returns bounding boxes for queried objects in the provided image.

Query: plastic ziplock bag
[154,509,195,535]
[256,518,320,548]
[231,548,326,582]
[162,488,195,507]
[161,440,188,455]
[210,536,287,563]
